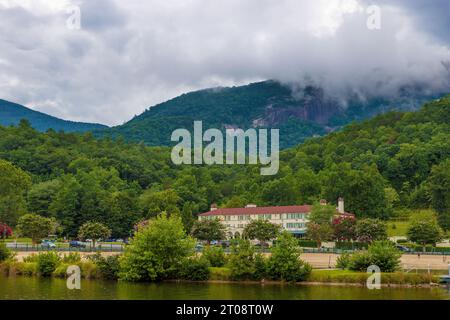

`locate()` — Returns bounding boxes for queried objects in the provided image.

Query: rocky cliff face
[98,80,443,149]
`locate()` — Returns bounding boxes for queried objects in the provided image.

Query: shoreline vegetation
[1,214,449,289]
[0,261,446,288]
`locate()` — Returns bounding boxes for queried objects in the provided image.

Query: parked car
[395,245,413,252]
[41,240,56,249]
[69,241,87,248]
[220,241,231,248]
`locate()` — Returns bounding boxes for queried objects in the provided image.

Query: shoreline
[165,279,447,289]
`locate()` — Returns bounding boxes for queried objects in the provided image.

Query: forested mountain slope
[0,96,448,237]
[99,80,438,149]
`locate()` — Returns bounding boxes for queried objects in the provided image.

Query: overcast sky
[0,0,449,126]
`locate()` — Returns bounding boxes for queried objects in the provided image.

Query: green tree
[0,159,32,225]
[191,219,226,244]
[355,218,388,243]
[16,214,56,244]
[242,220,280,244]
[26,179,61,217]
[202,245,226,267]
[78,222,112,248]
[332,216,356,241]
[139,189,181,218]
[306,222,333,248]
[227,239,259,280]
[181,202,196,233]
[308,204,335,225]
[266,231,311,282]
[428,159,450,230]
[119,214,195,281]
[407,218,443,246]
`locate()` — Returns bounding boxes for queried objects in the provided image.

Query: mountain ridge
[100,80,443,149]
[0,99,108,133]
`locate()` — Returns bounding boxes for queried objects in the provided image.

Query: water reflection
[0,276,448,300]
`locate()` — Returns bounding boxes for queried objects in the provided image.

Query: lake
[0,276,449,300]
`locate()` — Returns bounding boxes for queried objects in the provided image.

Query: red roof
[199,205,312,217]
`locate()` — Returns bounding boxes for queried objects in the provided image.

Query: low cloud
[0,0,448,125]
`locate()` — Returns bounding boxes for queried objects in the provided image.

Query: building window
[287,213,306,220]
[286,223,306,229]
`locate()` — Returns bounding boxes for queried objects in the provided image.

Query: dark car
[69,241,87,248]
[395,245,413,252]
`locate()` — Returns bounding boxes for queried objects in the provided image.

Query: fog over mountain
[0,0,448,125]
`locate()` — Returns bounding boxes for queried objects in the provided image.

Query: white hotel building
[198,198,354,238]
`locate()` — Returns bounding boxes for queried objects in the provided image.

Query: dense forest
[0,96,448,238]
[98,80,438,149]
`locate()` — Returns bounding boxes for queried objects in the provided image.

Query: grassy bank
[0,259,101,279]
[1,261,445,287]
[208,267,443,285]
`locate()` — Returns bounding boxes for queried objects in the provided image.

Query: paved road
[12,250,449,270]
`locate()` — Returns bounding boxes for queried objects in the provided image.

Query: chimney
[338,197,345,214]
[245,204,257,208]
[210,203,217,211]
[320,199,327,206]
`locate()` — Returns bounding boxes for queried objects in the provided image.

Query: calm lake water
[0,276,449,300]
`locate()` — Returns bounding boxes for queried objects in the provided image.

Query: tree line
[0,96,448,239]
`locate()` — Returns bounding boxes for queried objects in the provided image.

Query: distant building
[198,198,354,239]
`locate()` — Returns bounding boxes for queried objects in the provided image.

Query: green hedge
[307,270,438,284]
[298,240,318,248]
[335,242,368,250]
[414,246,450,253]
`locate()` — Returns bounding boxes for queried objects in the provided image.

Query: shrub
[202,245,226,267]
[346,241,401,272]
[209,267,232,281]
[79,260,99,279]
[347,251,373,271]
[396,239,408,244]
[61,252,82,264]
[266,231,312,282]
[0,243,11,262]
[119,214,195,282]
[90,254,120,280]
[367,241,401,272]
[37,252,61,276]
[177,257,210,281]
[53,263,72,278]
[336,253,351,269]
[254,254,267,280]
[335,241,368,250]
[20,262,37,276]
[298,240,318,248]
[227,239,258,280]
[23,254,39,263]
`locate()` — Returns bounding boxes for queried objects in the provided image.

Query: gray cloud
[0,0,448,125]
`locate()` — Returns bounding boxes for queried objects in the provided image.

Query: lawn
[387,221,409,237]
[3,237,32,243]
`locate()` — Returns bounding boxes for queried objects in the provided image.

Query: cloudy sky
[0,0,449,125]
